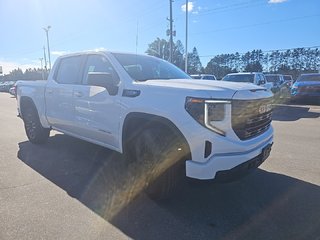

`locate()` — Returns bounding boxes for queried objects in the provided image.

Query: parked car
[222,72,272,91]
[291,73,320,101]
[9,81,19,97]
[17,51,273,199]
[264,74,290,98]
[9,86,15,96]
[190,74,217,80]
[1,81,16,92]
[283,74,294,87]
[0,81,6,92]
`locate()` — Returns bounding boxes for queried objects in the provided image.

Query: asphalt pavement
[0,92,320,240]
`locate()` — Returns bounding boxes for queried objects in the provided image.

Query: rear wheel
[23,105,50,144]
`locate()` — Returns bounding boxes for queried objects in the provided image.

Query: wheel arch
[20,96,37,119]
[20,96,50,128]
[122,112,191,158]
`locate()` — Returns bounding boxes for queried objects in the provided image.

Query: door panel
[73,54,121,148]
[45,81,75,132]
[73,85,121,148]
[45,55,84,133]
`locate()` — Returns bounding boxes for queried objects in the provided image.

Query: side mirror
[87,72,119,95]
[258,80,265,85]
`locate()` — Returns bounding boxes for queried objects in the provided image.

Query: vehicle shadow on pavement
[272,104,320,121]
[17,133,320,240]
[17,134,136,220]
[112,169,320,240]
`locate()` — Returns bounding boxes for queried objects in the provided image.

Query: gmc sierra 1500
[17,51,273,198]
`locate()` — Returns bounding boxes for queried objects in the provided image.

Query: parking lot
[1,92,320,240]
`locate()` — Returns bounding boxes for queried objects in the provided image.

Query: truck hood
[294,81,320,87]
[137,79,270,100]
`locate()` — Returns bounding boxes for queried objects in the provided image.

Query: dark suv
[265,74,290,97]
[291,73,320,101]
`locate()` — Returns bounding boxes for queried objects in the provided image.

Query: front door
[73,54,121,149]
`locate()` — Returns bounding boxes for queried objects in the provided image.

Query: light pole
[43,46,47,71]
[43,26,51,70]
[169,0,173,63]
[39,58,43,69]
[39,58,44,80]
[185,0,188,73]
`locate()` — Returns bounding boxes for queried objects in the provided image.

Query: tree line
[146,38,320,79]
[205,48,320,79]
[146,38,203,75]
[1,39,319,81]
[0,68,47,81]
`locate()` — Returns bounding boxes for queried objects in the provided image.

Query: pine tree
[188,47,202,74]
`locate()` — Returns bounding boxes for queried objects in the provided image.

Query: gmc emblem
[259,104,272,114]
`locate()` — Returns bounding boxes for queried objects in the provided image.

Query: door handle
[74,91,83,97]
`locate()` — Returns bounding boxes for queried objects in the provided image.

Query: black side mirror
[258,80,265,85]
[87,72,119,95]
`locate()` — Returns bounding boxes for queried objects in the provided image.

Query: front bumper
[214,143,272,182]
[291,88,320,98]
[185,137,273,180]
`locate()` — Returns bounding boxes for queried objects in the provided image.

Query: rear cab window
[55,56,84,84]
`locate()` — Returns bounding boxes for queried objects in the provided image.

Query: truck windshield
[283,75,292,81]
[265,75,279,83]
[223,74,254,83]
[112,53,191,81]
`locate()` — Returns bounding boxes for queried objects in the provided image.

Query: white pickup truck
[17,51,273,197]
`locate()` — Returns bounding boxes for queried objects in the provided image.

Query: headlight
[291,85,298,93]
[185,97,230,136]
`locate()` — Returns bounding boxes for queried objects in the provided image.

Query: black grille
[232,98,273,140]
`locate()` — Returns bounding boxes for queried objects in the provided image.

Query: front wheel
[23,106,50,144]
[126,127,188,200]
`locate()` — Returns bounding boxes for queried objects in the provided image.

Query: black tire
[126,127,188,200]
[146,157,185,200]
[23,105,50,144]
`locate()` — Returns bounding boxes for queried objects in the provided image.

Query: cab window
[83,55,119,85]
[56,56,83,84]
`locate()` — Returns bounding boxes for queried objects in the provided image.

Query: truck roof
[57,50,151,59]
[227,72,263,75]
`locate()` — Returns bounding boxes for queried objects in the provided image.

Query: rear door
[45,55,85,133]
